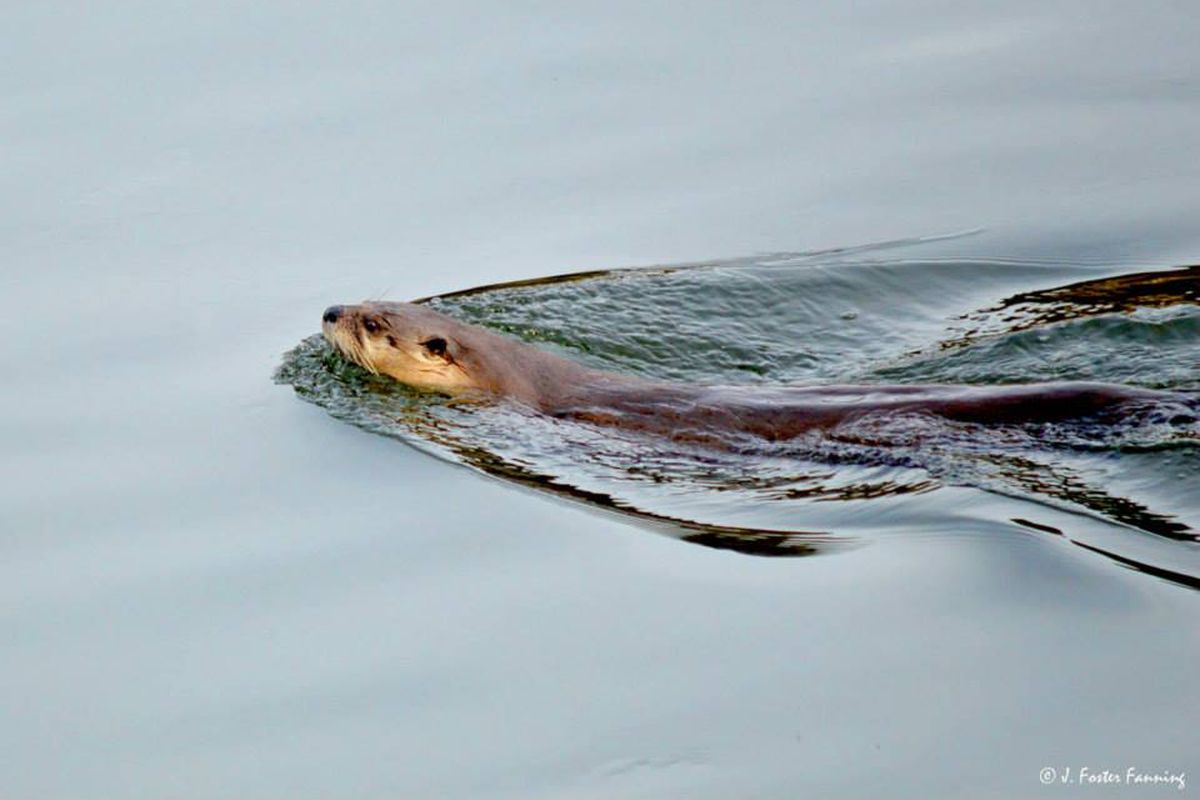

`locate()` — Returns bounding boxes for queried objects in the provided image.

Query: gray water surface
[5,2,1199,798]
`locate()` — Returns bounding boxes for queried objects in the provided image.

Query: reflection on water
[9,0,1200,795]
[935,263,1200,362]
[971,263,1199,328]
[278,253,1200,584]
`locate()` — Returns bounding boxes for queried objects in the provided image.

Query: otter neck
[459,330,644,410]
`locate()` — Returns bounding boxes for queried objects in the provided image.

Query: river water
[5,3,1198,798]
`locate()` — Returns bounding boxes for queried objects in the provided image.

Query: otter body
[321,301,1174,441]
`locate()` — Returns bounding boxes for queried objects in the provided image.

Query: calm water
[5,3,1199,798]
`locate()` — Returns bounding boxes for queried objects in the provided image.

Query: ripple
[278,252,1200,582]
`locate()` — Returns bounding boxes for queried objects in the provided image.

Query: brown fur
[323,301,1172,440]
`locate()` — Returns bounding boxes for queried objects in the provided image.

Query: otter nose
[322,305,343,324]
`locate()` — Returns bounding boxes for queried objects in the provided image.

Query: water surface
[4,2,1199,798]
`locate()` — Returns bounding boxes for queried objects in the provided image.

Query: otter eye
[422,337,447,357]
[363,318,381,334]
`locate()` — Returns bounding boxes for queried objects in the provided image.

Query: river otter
[321,301,1178,441]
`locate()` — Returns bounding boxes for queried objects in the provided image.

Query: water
[5,3,1200,798]
[279,253,1200,567]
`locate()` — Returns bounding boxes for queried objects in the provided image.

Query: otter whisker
[349,336,378,374]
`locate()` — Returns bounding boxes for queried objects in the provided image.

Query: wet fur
[323,301,1176,441]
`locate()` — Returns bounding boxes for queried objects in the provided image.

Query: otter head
[321,301,485,395]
